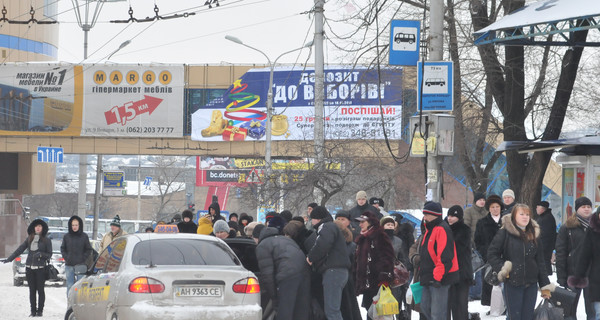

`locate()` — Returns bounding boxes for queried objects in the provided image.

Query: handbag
[549,286,577,317]
[45,263,59,281]
[391,260,410,288]
[533,299,563,320]
[471,249,485,273]
[483,264,500,286]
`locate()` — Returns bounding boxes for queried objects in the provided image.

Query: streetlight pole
[225,36,313,209]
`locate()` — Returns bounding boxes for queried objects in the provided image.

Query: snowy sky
[57,0,319,64]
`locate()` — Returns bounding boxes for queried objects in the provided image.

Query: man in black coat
[61,215,93,297]
[535,201,556,275]
[307,206,351,320]
[348,190,380,230]
[256,227,311,320]
[445,205,473,320]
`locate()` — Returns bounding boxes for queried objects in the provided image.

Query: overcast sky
[57,0,320,65]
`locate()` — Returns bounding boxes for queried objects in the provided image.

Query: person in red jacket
[418,201,459,320]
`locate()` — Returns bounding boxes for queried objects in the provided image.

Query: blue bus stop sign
[417,61,454,112]
[389,20,420,66]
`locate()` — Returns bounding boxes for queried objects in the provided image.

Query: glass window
[121,222,135,234]
[131,239,239,266]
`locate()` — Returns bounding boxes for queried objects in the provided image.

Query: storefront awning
[497,136,600,155]
[473,0,600,46]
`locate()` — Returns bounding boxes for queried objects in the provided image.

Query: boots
[201,110,228,137]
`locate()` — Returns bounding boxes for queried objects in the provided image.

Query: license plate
[175,286,222,297]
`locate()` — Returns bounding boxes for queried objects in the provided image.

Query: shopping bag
[409,281,423,304]
[391,261,410,288]
[375,285,399,316]
[549,286,576,317]
[471,249,486,273]
[406,283,413,304]
[489,285,505,316]
[533,299,564,320]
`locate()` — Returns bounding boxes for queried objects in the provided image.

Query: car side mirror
[74,264,88,275]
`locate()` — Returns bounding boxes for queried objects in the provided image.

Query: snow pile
[129,300,262,319]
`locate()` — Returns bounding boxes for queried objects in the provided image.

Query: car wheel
[65,309,76,320]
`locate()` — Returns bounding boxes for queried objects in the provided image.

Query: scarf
[30,234,40,251]
[577,214,590,231]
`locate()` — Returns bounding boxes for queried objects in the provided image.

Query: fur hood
[68,215,84,235]
[27,219,49,236]
[565,215,582,228]
[501,214,540,238]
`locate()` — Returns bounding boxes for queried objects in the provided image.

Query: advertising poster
[0,63,83,136]
[563,168,574,219]
[576,168,585,199]
[82,65,184,137]
[191,66,403,141]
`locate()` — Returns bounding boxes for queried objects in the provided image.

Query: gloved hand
[432,281,442,288]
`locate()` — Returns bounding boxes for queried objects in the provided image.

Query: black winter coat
[384,229,406,265]
[355,226,395,295]
[474,213,502,262]
[487,215,550,288]
[575,213,600,301]
[307,216,351,273]
[349,203,380,229]
[418,217,459,286]
[535,209,557,256]
[555,215,588,286]
[61,216,92,266]
[255,227,310,300]
[448,218,473,283]
[177,220,198,234]
[7,219,53,268]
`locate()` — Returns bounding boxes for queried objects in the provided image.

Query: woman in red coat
[354,211,395,316]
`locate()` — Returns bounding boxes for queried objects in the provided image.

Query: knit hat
[196,217,213,235]
[309,206,330,220]
[244,222,259,236]
[229,212,238,221]
[575,197,592,212]
[252,224,266,239]
[307,202,318,209]
[110,215,121,227]
[537,201,550,209]
[171,213,182,223]
[502,189,515,200]
[213,220,230,234]
[485,195,505,211]
[267,215,286,234]
[356,190,368,201]
[182,210,194,221]
[423,201,442,217]
[379,198,385,207]
[473,193,486,203]
[380,216,396,227]
[279,210,293,222]
[447,205,464,220]
[369,197,380,205]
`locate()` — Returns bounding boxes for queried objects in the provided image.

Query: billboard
[82,65,184,137]
[191,66,403,141]
[0,63,184,137]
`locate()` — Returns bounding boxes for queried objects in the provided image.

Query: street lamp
[106,40,131,60]
[225,35,313,207]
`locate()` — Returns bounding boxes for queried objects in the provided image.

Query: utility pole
[427,0,444,202]
[313,0,325,204]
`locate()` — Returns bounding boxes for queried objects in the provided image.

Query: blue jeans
[65,265,84,297]
[503,282,538,320]
[594,302,600,319]
[322,268,348,320]
[469,270,482,299]
[420,284,449,320]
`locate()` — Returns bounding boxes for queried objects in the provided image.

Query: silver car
[65,233,262,320]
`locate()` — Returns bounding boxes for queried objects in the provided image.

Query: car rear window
[131,239,240,266]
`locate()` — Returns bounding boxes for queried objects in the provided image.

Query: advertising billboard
[191,66,403,141]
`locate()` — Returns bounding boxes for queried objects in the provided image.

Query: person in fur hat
[569,206,600,319]
[556,196,596,319]
[487,204,555,320]
[4,219,53,317]
[177,210,198,234]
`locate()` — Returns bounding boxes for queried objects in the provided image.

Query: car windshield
[131,239,240,266]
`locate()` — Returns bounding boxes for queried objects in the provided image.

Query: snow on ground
[0,263,588,319]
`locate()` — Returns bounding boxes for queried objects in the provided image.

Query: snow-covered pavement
[0,263,587,319]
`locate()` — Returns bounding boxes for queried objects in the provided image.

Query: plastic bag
[376,285,399,316]
[367,286,394,320]
[489,285,505,316]
[406,283,413,304]
[409,281,423,304]
[533,300,564,320]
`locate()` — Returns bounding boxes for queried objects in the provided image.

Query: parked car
[65,233,262,320]
[12,239,66,286]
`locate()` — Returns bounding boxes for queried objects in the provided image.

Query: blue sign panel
[37,146,63,163]
[143,176,153,186]
[389,20,420,66]
[103,171,124,188]
[417,61,454,112]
